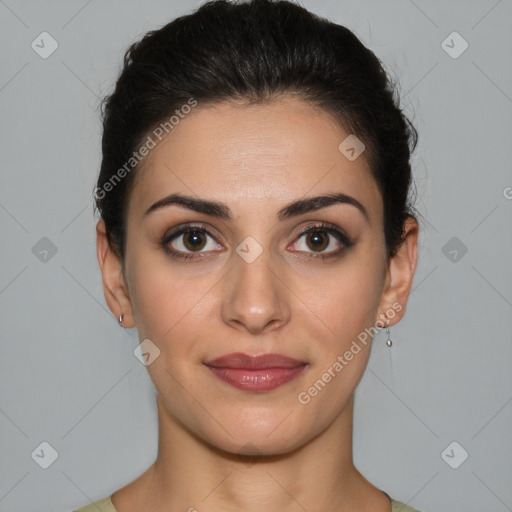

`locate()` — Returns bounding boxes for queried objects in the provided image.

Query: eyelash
[160,222,354,262]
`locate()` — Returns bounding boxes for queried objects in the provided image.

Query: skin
[96,95,418,512]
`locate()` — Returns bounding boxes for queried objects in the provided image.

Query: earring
[118,314,125,328]
[385,320,392,347]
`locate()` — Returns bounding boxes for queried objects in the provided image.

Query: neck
[114,394,390,512]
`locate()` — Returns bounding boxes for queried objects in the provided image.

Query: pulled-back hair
[94,0,418,261]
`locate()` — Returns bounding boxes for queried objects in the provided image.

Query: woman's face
[101,96,415,455]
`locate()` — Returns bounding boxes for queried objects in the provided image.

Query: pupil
[184,231,205,251]
[308,232,328,251]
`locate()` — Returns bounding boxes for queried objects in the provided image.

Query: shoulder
[390,496,422,512]
[72,492,419,512]
[73,495,116,512]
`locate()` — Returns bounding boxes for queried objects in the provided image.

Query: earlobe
[376,217,419,327]
[96,219,134,328]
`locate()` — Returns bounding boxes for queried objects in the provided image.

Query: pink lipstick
[204,352,307,392]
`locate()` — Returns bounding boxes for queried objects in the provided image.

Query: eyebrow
[143,192,369,223]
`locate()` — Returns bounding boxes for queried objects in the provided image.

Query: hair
[93,0,418,263]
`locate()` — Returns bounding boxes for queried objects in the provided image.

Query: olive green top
[73,491,421,511]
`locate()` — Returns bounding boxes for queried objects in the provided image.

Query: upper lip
[204,352,306,369]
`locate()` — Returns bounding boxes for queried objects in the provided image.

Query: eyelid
[288,222,354,258]
[294,222,352,244]
[161,221,354,260]
[162,222,223,244]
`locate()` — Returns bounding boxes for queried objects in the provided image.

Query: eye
[160,222,353,262]
[289,222,353,258]
[161,225,222,260]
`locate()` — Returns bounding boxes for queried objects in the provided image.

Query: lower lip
[204,365,307,392]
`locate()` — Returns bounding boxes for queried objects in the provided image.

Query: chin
[214,435,304,460]
[198,418,310,459]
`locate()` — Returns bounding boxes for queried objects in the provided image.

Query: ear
[376,217,419,327]
[96,219,135,328]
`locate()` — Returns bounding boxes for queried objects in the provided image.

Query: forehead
[128,97,382,223]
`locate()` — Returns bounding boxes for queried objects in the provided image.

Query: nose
[220,245,291,335]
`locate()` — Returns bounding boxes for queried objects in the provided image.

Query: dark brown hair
[94,0,418,261]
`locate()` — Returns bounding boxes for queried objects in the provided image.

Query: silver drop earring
[385,320,392,347]
[118,314,125,328]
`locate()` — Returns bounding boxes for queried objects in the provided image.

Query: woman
[77,0,421,510]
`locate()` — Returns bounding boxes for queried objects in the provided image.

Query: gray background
[1,0,511,511]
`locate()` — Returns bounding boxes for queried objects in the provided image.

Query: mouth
[203,352,308,392]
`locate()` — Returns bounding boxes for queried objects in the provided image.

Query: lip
[204,352,308,392]
[205,352,306,369]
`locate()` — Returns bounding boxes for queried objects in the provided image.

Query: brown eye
[182,230,207,251]
[161,225,223,261]
[293,228,343,254]
[305,231,329,252]
[289,222,354,259]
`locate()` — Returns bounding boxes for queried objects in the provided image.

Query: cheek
[291,259,383,425]
[294,254,384,348]
[127,248,220,351]
[127,256,211,398]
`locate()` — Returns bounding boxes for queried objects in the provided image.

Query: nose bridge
[221,234,289,333]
